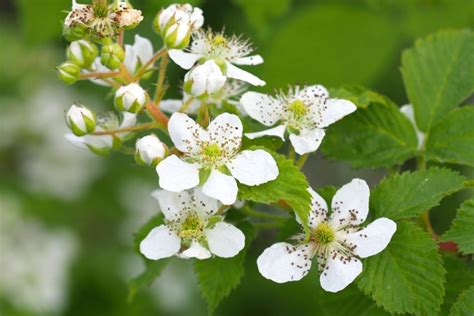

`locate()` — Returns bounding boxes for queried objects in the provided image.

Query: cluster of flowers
[59,0,397,292]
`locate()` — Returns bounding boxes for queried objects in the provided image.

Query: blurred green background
[0,0,473,315]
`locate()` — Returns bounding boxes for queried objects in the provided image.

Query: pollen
[313,223,335,245]
[288,99,307,117]
[179,213,204,240]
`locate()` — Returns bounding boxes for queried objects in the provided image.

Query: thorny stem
[79,71,120,79]
[119,63,134,83]
[146,102,169,127]
[92,122,161,135]
[154,52,169,104]
[134,48,167,80]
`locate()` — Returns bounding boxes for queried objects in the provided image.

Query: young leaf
[441,254,474,315]
[449,286,474,316]
[425,106,474,167]
[401,29,474,132]
[321,99,418,168]
[441,199,474,255]
[237,150,312,234]
[370,167,465,220]
[194,221,256,314]
[357,221,446,315]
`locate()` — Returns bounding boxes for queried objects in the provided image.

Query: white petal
[400,104,425,149]
[150,189,191,221]
[202,169,238,205]
[330,178,370,229]
[245,125,286,140]
[194,187,219,219]
[345,218,397,258]
[179,241,212,259]
[159,99,182,113]
[257,242,312,283]
[225,62,266,86]
[139,225,181,260]
[318,98,357,128]
[296,187,328,229]
[120,112,138,128]
[206,222,245,258]
[240,91,284,126]
[233,54,264,65]
[124,44,137,73]
[133,34,154,67]
[207,113,243,154]
[300,85,329,101]
[168,49,201,69]
[289,128,325,155]
[168,112,208,153]
[65,133,87,149]
[227,149,278,186]
[320,255,362,292]
[156,155,200,192]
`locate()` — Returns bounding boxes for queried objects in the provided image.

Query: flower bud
[184,60,226,97]
[153,4,203,48]
[67,40,99,68]
[56,61,81,85]
[135,134,166,166]
[114,83,146,113]
[100,43,125,69]
[66,104,96,136]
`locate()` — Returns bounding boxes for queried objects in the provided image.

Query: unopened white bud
[184,60,227,97]
[67,40,99,68]
[66,104,96,136]
[114,83,146,113]
[135,134,167,166]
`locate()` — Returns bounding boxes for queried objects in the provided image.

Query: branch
[79,71,120,79]
[134,48,167,80]
[91,122,161,135]
[153,52,169,104]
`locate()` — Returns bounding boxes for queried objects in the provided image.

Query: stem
[421,209,438,238]
[119,63,134,83]
[464,179,474,188]
[254,221,284,230]
[134,48,167,80]
[288,146,296,161]
[296,154,309,169]
[91,122,161,135]
[154,52,169,104]
[145,102,169,127]
[178,97,196,112]
[417,154,426,170]
[241,206,286,221]
[79,71,120,79]
[117,30,124,47]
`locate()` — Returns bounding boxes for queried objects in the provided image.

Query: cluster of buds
[153,3,204,49]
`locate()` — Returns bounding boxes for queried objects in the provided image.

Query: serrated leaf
[450,286,474,316]
[370,167,465,220]
[328,86,394,109]
[194,221,256,314]
[321,100,418,168]
[441,199,474,255]
[401,29,474,132]
[441,254,474,315]
[425,106,474,167]
[237,150,312,233]
[357,221,446,315]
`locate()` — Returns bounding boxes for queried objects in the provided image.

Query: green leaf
[238,150,312,233]
[232,0,291,30]
[441,199,474,255]
[321,98,418,168]
[328,86,393,109]
[194,221,256,314]
[370,167,465,220]
[401,29,474,132]
[425,106,474,167]
[450,286,474,316]
[441,254,474,315]
[357,221,446,315]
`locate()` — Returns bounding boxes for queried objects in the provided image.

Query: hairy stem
[134,48,167,80]
[179,97,196,112]
[153,52,169,104]
[79,71,120,79]
[92,122,161,135]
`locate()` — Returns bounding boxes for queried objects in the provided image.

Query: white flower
[154,3,204,49]
[114,83,146,113]
[184,60,227,97]
[156,112,278,205]
[140,188,245,260]
[112,1,143,29]
[65,112,137,155]
[168,29,265,86]
[257,179,397,292]
[66,103,96,136]
[241,85,357,155]
[400,104,425,150]
[160,79,247,115]
[135,134,166,166]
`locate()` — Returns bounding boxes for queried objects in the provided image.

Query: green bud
[67,40,99,68]
[66,104,96,136]
[63,24,88,42]
[100,43,125,69]
[164,24,191,49]
[56,62,81,85]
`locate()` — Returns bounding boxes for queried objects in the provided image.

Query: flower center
[92,0,109,18]
[313,223,335,245]
[203,143,222,162]
[288,99,307,118]
[212,35,227,46]
[178,213,204,240]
